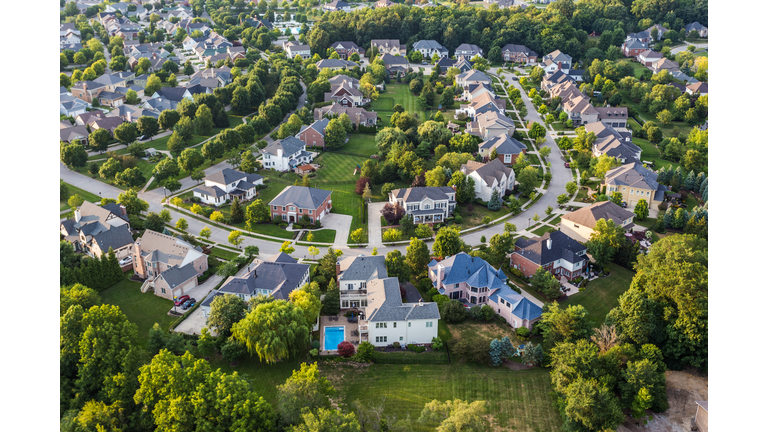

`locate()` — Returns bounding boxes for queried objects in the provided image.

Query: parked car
[564,162,570,168]
[174,295,190,306]
[119,256,133,265]
[181,298,196,310]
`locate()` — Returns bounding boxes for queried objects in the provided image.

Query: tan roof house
[560,201,637,243]
[651,57,680,74]
[563,94,599,126]
[603,162,667,211]
[467,111,515,139]
[371,39,406,56]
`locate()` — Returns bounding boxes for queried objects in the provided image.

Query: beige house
[371,39,406,56]
[560,201,637,243]
[59,202,133,260]
[603,162,667,211]
[467,111,515,139]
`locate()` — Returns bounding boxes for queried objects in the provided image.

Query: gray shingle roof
[157,263,199,288]
[390,186,455,203]
[413,40,446,51]
[92,224,134,252]
[204,168,251,186]
[605,162,660,191]
[193,185,227,198]
[366,277,440,322]
[218,254,310,300]
[479,135,527,154]
[315,59,357,69]
[513,231,587,266]
[461,159,513,187]
[263,136,306,157]
[338,255,387,282]
[269,186,332,210]
[501,44,537,58]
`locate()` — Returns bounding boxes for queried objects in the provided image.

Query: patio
[319,311,365,355]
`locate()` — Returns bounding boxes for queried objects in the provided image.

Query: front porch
[411,209,447,224]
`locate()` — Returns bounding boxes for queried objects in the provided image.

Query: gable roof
[379,53,409,66]
[135,229,205,268]
[413,40,447,51]
[513,231,587,266]
[204,168,261,186]
[604,162,661,192]
[455,43,482,54]
[365,277,440,322]
[219,253,310,300]
[315,59,358,69]
[501,44,537,57]
[561,201,635,229]
[390,186,455,203]
[156,263,199,289]
[428,252,507,289]
[338,255,388,282]
[479,135,527,154]
[269,186,332,209]
[263,136,306,157]
[460,159,513,188]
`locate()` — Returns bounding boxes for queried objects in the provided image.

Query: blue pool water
[324,326,345,351]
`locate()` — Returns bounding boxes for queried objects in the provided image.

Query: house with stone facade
[389,186,456,225]
[131,230,208,300]
[501,44,537,64]
[510,231,588,281]
[560,201,637,243]
[371,39,406,56]
[269,186,333,223]
[330,41,364,59]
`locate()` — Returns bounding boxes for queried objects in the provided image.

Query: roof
[428,252,507,289]
[135,230,205,268]
[153,87,189,102]
[684,22,707,32]
[94,73,126,86]
[315,59,358,69]
[218,253,310,300]
[513,231,587,266]
[687,82,708,93]
[326,0,350,7]
[91,223,134,253]
[488,285,542,321]
[157,263,199,288]
[695,401,708,412]
[379,53,409,66]
[460,159,513,188]
[338,255,387,282]
[331,41,361,51]
[501,44,536,57]
[98,91,125,101]
[457,69,491,83]
[390,186,455,203]
[269,186,332,210]
[204,168,261,186]
[543,49,572,64]
[476,111,515,130]
[455,43,482,53]
[479,135,527,155]
[413,40,446,51]
[624,39,648,50]
[60,125,90,142]
[561,201,635,230]
[638,49,663,59]
[585,122,640,162]
[263,136,306,157]
[605,162,661,192]
[193,185,227,198]
[365,277,440,322]
[301,118,330,136]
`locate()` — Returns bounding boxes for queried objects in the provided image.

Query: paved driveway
[322,213,353,247]
[174,307,208,336]
[367,202,385,247]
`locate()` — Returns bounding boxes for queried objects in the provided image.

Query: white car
[119,256,133,266]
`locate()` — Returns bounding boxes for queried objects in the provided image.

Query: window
[347,284,353,289]
[299,209,303,213]
[393,322,397,328]
[282,214,287,221]
[376,323,387,329]
[360,282,366,288]
[309,210,313,214]
[375,336,387,343]
[342,300,349,308]
[290,206,296,211]
[426,322,433,328]
[454,283,459,289]
[161,288,166,294]
[408,322,411,327]
[282,206,286,211]
[361,300,367,307]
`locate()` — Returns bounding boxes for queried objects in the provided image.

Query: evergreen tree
[684,170,696,191]
[230,197,244,224]
[663,209,674,228]
[702,184,708,202]
[321,278,340,315]
[673,166,684,185]
[695,172,706,192]
[698,177,708,194]
[487,189,502,211]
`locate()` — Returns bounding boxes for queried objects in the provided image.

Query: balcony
[340,289,367,296]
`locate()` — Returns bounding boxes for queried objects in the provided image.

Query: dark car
[181,298,196,310]
[174,295,190,306]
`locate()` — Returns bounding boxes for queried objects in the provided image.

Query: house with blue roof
[428,252,542,329]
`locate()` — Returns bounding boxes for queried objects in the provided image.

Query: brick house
[501,44,537,64]
[622,39,649,57]
[330,41,364,59]
[297,118,329,148]
[510,231,589,281]
[71,80,106,103]
[269,186,333,223]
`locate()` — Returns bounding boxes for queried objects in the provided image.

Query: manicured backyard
[344,133,378,157]
[560,265,635,325]
[634,138,681,171]
[60,181,101,210]
[371,84,434,126]
[313,152,370,184]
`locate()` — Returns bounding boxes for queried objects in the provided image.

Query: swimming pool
[324,326,345,351]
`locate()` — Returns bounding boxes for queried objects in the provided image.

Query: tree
[531,266,562,300]
[634,199,649,220]
[587,218,624,267]
[487,189,502,211]
[324,118,347,149]
[164,178,181,194]
[144,74,162,96]
[137,116,159,139]
[277,362,335,426]
[202,138,225,161]
[425,166,446,187]
[194,104,214,135]
[385,250,411,282]
[563,378,625,432]
[117,189,148,215]
[113,122,138,144]
[517,166,539,196]
[152,158,180,183]
[240,150,258,173]
[159,109,181,130]
[539,302,592,349]
[99,157,122,180]
[67,194,84,210]
[210,211,225,223]
[406,237,430,276]
[380,202,405,225]
[115,167,146,188]
[208,294,248,337]
[349,228,365,244]
[565,181,578,195]
[177,148,205,172]
[280,241,295,255]
[175,218,188,231]
[144,212,165,232]
[418,399,488,432]
[432,227,465,258]
[489,336,514,366]
[231,197,245,224]
[228,230,244,248]
[382,228,402,243]
[246,199,271,225]
[610,191,623,206]
[88,128,111,152]
[199,226,211,240]
[528,122,547,140]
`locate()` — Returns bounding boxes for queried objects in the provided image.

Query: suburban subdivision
[59,1,709,431]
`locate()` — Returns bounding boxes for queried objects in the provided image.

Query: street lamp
[528,217,532,228]
[163,186,167,199]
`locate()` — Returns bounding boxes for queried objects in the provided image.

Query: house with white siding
[192,168,264,206]
[262,137,313,171]
[412,40,448,59]
[389,186,457,225]
[460,159,515,202]
[336,255,388,309]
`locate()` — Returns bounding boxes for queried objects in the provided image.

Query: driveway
[322,213,353,247]
[174,307,208,335]
[367,202,385,247]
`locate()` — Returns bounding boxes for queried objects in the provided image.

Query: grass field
[301,229,336,243]
[344,133,378,157]
[619,60,650,80]
[61,182,102,210]
[322,364,561,432]
[372,84,432,126]
[208,355,304,405]
[451,204,511,230]
[209,246,241,261]
[634,138,681,171]
[142,134,209,152]
[531,224,555,236]
[314,153,370,184]
[561,265,635,325]
[99,277,177,347]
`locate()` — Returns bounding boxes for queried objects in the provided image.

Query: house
[131,230,209,300]
[141,97,178,114]
[587,122,640,163]
[314,103,378,127]
[568,69,585,82]
[324,79,366,106]
[74,111,106,126]
[60,42,83,53]
[328,75,359,88]
[297,119,330,148]
[361,277,441,347]
[269,186,333,223]
[389,186,456,225]
[541,70,575,92]
[563,94,599,127]
[60,23,82,47]
[379,53,410,77]
[686,82,708,95]
[455,69,491,88]
[60,125,90,144]
[510,231,589,281]
[625,31,651,44]
[241,17,274,30]
[413,40,448,59]
[667,82,687,93]
[683,22,708,37]
[467,111,516,139]
[284,41,311,60]
[98,91,127,107]
[428,253,541,329]
[375,0,396,7]
[622,39,649,57]
[213,253,310,304]
[189,67,232,87]
[501,44,537,64]
[330,41,364,60]
[603,162,667,211]
[645,24,669,41]
[60,99,90,117]
[71,80,106,103]
[462,82,496,101]
[671,70,698,84]
[694,401,708,432]
[371,39,406,56]
[262,137,313,171]
[315,59,358,71]
[651,58,680,74]
[454,43,483,59]
[539,50,572,74]
[89,117,126,136]
[323,0,352,12]
[559,201,637,243]
[460,159,515,202]
[192,168,264,206]
[455,92,507,119]
[484,0,527,8]
[108,105,159,123]
[60,202,133,259]
[595,106,629,128]
[337,255,388,309]
[637,49,663,66]
[478,135,527,165]
[151,85,208,102]
[435,56,458,73]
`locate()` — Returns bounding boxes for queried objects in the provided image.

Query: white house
[412,40,448,59]
[361,277,440,347]
[192,168,264,206]
[539,50,572,74]
[337,255,388,309]
[460,159,515,202]
[389,186,456,225]
[284,41,311,60]
[262,137,313,171]
[454,43,483,59]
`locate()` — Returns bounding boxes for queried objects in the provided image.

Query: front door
[289,215,295,222]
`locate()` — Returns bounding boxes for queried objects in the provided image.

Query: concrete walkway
[367,202,385,247]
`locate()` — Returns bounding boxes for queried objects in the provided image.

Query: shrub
[431,337,444,351]
[426,288,439,299]
[453,215,463,224]
[310,340,321,349]
[353,341,375,362]
[516,327,530,340]
[407,344,426,353]
[309,348,319,358]
[337,341,355,357]
[392,341,401,349]
[221,337,246,362]
[452,338,490,365]
[511,268,525,279]
[439,299,468,323]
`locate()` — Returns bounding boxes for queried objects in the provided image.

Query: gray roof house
[478,135,528,164]
[217,252,311,301]
[60,202,133,259]
[413,40,449,58]
[604,162,668,210]
[389,186,457,225]
[262,136,313,171]
[269,186,334,223]
[510,231,589,281]
[337,254,388,309]
[586,122,641,164]
[192,168,264,207]
[315,59,358,71]
[454,43,483,59]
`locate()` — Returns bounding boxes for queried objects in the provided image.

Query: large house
[371,39,406,56]
[683,21,708,37]
[586,122,640,163]
[389,186,456,225]
[324,78,366,106]
[323,0,352,12]
[603,162,667,211]
[462,82,496,101]
[651,58,680,74]
[686,82,708,96]
[413,40,448,59]
[501,44,537,64]
[379,53,409,77]
[337,255,388,309]
[455,92,506,119]
[362,277,441,347]
[460,159,515,202]
[510,231,588,281]
[60,23,81,47]
[71,80,106,103]
[595,106,629,128]
[212,252,310,304]
[454,43,483,59]
[436,56,473,73]
[622,39,649,57]
[269,186,333,223]
[297,119,330,148]
[330,41,364,59]
[314,103,378,127]
[60,202,133,260]
[315,58,358,71]
[455,69,491,88]
[467,111,515,139]
[284,41,311,60]
[262,137,313,172]
[478,135,527,165]
[563,94,599,126]
[132,230,208,300]
[560,201,636,243]
[192,168,264,206]
[429,253,542,329]
[637,49,663,67]
[539,50,572,74]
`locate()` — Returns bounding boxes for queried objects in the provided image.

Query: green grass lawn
[561,265,635,325]
[208,355,304,405]
[314,153,370,184]
[371,84,432,126]
[88,146,131,161]
[322,363,561,432]
[344,133,378,157]
[301,229,336,243]
[451,204,511,230]
[61,182,102,210]
[531,225,555,236]
[634,138,681,171]
[209,246,241,261]
[143,134,209,152]
[693,51,708,57]
[618,60,650,80]
[99,277,177,347]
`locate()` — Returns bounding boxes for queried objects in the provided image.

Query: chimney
[120,204,127,216]
[335,260,341,277]
[419,298,423,307]
[437,264,444,287]
[74,208,82,222]
[546,238,552,250]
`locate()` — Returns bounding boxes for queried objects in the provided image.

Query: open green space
[561,265,635,325]
[314,153,370,184]
[300,229,336,243]
[531,224,555,236]
[142,134,209,152]
[451,204,511,231]
[323,363,561,432]
[99,277,177,347]
[209,246,241,261]
[618,60,650,80]
[344,133,378,157]
[693,51,708,57]
[208,355,303,405]
[371,84,434,127]
[60,182,102,211]
[634,138,681,171]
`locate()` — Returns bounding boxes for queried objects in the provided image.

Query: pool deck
[319,313,361,355]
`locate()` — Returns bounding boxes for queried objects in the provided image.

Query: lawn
[618,60,650,80]
[322,363,561,432]
[451,204,511,230]
[531,224,555,236]
[99,277,177,347]
[300,229,336,243]
[142,134,209,152]
[314,152,370,184]
[561,265,635,325]
[91,158,158,190]
[344,133,378,157]
[634,138,681,171]
[61,182,102,210]
[447,320,522,347]
[209,246,241,261]
[208,355,304,405]
[371,84,433,126]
